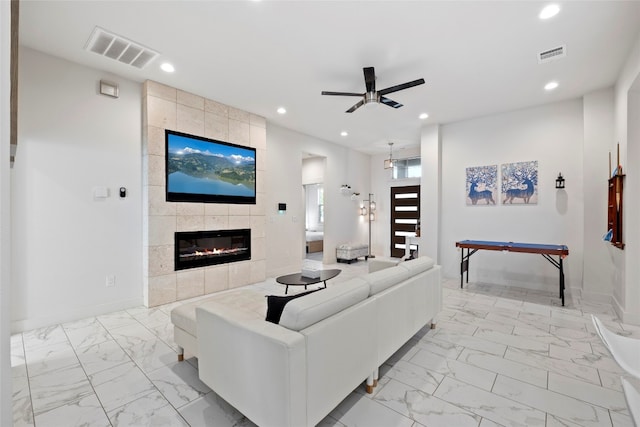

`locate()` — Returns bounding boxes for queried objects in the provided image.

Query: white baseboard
[612,296,640,326]
[580,289,613,304]
[11,297,143,333]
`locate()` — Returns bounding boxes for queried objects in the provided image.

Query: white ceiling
[19,1,640,154]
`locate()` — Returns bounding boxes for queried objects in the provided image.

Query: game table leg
[460,249,464,288]
[560,256,565,306]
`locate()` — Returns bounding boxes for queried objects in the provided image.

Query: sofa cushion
[368,257,402,273]
[362,265,413,296]
[171,289,266,336]
[279,278,369,331]
[171,299,209,337]
[265,289,320,324]
[399,256,435,274]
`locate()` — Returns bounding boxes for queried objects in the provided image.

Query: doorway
[302,154,326,262]
[390,185,421,258]
[304,183,324,261]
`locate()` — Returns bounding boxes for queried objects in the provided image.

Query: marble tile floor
[11,260,640,427]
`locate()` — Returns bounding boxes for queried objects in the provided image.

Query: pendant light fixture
[384,142,395,169]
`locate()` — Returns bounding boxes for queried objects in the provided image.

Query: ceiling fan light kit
[322,67,425,113]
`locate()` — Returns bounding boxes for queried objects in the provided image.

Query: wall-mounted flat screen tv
[165,130,256,204]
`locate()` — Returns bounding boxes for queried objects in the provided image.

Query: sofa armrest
[197,302,307,427]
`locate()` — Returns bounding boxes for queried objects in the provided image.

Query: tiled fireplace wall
[142,81,266,307]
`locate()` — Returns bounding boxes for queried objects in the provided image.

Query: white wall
[421,125,442,262]
[12,48,143,331]
[0,1,12,423]
[613,30,640,324]
[582,88,616,302]
[302,156,325,185]
[439,99,585,294]
[266,124,369,276]
[625,88,640,323]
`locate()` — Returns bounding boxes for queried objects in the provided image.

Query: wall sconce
[340,184,352,195]
[555,173,565,189]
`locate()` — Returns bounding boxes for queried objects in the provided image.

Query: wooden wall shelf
[607,174,625,249]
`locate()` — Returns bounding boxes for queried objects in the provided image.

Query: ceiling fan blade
[321,91,364,97]
[379,78,425,96]
[346,99,365,113]
[380,96,403,109]
[363,67,376,93]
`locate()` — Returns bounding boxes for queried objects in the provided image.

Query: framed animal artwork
[466,165,497,206]
[501,161,538,205]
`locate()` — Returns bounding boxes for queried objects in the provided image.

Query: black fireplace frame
[174,229,251,271]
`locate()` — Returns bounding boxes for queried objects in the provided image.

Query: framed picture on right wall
[501,161,538,204]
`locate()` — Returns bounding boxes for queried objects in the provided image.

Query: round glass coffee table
[275,269,341,294]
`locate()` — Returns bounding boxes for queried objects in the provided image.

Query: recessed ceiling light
[419,113,429,120]
[340,131,348,137]
[277,107,286,114]
[160,62,175,73]
[544,81,559,91]
[539,4,560,20]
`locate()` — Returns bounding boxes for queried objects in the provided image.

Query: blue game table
[455,240,569,306]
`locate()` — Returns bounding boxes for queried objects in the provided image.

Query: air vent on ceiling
[84,26,160,69]
[538,45,566,64]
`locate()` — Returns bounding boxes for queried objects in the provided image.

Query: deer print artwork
[501,161,538,205]
[466,165,498,206]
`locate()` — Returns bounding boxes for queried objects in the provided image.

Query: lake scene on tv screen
[167,133,256,197]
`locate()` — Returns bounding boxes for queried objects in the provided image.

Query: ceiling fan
[321,67,425,113]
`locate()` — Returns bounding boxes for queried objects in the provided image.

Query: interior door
[390,185,421,258]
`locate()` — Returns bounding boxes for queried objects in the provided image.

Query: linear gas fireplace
[175,229,251,271]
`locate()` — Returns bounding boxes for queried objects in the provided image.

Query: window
[393,157,421,179]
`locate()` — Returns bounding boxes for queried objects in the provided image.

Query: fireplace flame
[180,246,248,259]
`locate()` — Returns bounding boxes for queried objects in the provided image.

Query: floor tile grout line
[100,313,199,425]
[546,370,628,410]
[60,320,115,426]
[20,332,36,427]
[57,314,182,424]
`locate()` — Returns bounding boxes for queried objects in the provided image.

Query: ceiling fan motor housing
[365,92,379,104]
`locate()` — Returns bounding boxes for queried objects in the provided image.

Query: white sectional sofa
[185,256,441,427]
